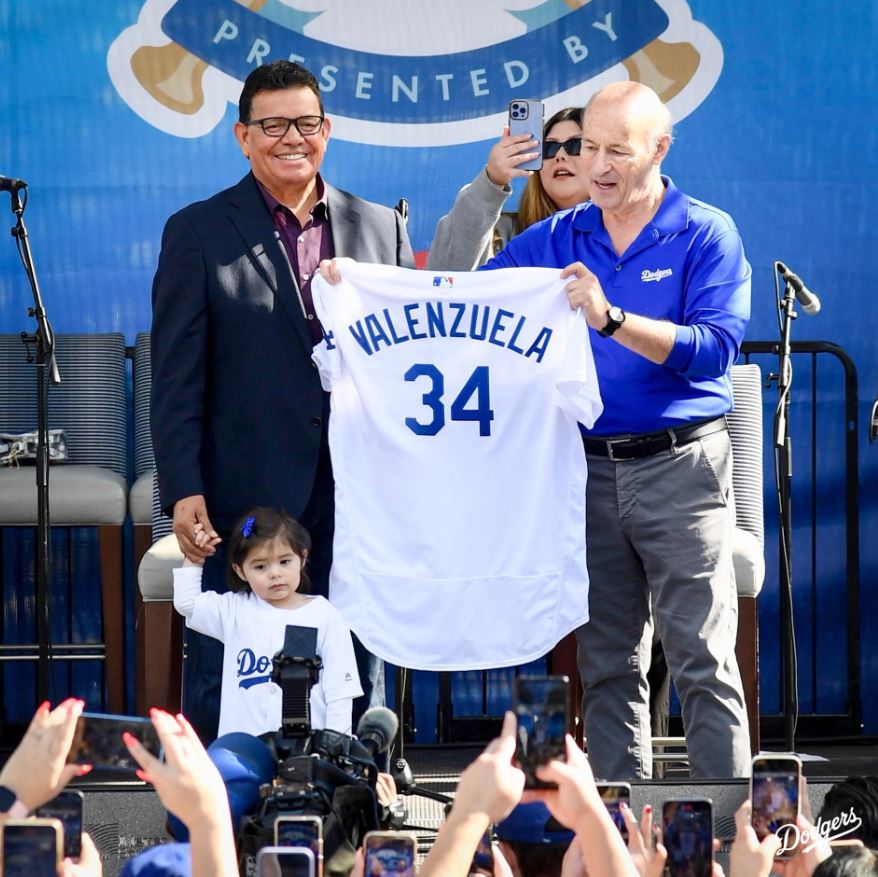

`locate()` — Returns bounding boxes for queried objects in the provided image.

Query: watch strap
[598,307,625,338]
[0,785,28,817]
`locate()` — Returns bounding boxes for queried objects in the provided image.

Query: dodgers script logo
[107,0,722,143]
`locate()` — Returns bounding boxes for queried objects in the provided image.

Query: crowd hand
[124,709,230,835]
[493,841,515,877]
[560,262,609,327]
[727,800,781,877]
[485,126,538,188]
[0,698,89,811]
[451,711,525,824]
[173,495,219,564]
[621,803,666,877]
[348,848,365,877]
[59,832,103,876]
[767,812,832,877]
[317,256,356,286]
[530,737,638,877]
[560,836,587,877]
[375,772,398,808]
[419,713,524,877]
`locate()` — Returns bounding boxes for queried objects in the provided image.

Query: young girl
[172,507,363,739]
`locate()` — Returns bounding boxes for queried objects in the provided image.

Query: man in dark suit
[151,60,414,743]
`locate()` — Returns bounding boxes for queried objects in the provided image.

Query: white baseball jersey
[312,263,603,670]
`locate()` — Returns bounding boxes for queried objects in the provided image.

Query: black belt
[583,416,727,461]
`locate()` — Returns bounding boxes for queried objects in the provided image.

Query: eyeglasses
[543,137,583,159]
[247,115,325,137]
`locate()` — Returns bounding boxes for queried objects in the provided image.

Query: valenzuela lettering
[347,301,553,362]
[776,806,863,855]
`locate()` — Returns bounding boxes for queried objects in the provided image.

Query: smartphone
[363,830,417,877]
[597,782,631,843]
[36,789,84,858]
[467,827,494,877]
[66,711,162,771]
[0,818,63,877]
[275,815,323,876]
[662,799,713,877]
[512,675,569,789]
[507,99,544,171]
[256,846,315,877]
[750,754,802,858]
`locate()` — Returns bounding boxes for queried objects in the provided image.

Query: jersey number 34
[404,364,494,437]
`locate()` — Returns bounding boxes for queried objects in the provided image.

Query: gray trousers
[576,428,751,779]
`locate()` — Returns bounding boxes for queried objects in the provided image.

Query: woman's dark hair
[819,776,878,850]
[812,847,878,877]
[514,106,584,234]
[227,506,312,594]
[238,60,324,124]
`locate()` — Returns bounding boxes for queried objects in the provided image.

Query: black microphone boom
[776,261,821,315]
[0,176,28,192]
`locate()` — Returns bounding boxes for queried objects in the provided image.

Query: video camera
[238,625,398,877]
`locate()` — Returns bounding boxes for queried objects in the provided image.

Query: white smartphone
[255,845,315,877]
[507,99,544,171]
[751,754,802,859]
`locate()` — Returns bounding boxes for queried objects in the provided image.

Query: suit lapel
[326,183,362,258]
[227,173,314,355]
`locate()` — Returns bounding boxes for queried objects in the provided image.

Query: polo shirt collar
[572,175,688,241]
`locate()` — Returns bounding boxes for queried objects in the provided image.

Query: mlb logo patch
[433,276,454,287]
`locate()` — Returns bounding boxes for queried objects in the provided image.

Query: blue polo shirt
[482,177,751,436]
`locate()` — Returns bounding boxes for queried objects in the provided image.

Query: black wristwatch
[598,306,626,338]
[0,784,27,817]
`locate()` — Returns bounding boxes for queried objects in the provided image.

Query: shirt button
[311,417,322,427]
[615,263,622,272]
[302,273,310,281]
[307,314,314,320]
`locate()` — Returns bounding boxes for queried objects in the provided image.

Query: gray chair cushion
[130,470,153,526]
[138,533,183,601]
[0,466,127,525]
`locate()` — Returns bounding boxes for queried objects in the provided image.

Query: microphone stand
[8,185,61,704]
[768,266,799,753]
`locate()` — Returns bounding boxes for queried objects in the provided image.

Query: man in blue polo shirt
[484,80,751,779]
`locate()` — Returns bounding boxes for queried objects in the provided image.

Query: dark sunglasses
[543,137,583,159]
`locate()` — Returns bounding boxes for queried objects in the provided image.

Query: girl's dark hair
[227,507,312,594]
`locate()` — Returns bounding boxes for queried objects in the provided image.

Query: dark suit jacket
[151,172,415,529]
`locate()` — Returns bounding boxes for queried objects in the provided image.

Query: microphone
[355,706,399,759]
[776,261,821,316]
[0,176,27,192]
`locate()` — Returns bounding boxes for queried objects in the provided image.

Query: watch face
[608,307,625,324]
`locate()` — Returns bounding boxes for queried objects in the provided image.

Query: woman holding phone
[427,106,587,271]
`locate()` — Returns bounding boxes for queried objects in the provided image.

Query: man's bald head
[584,81,673,147]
